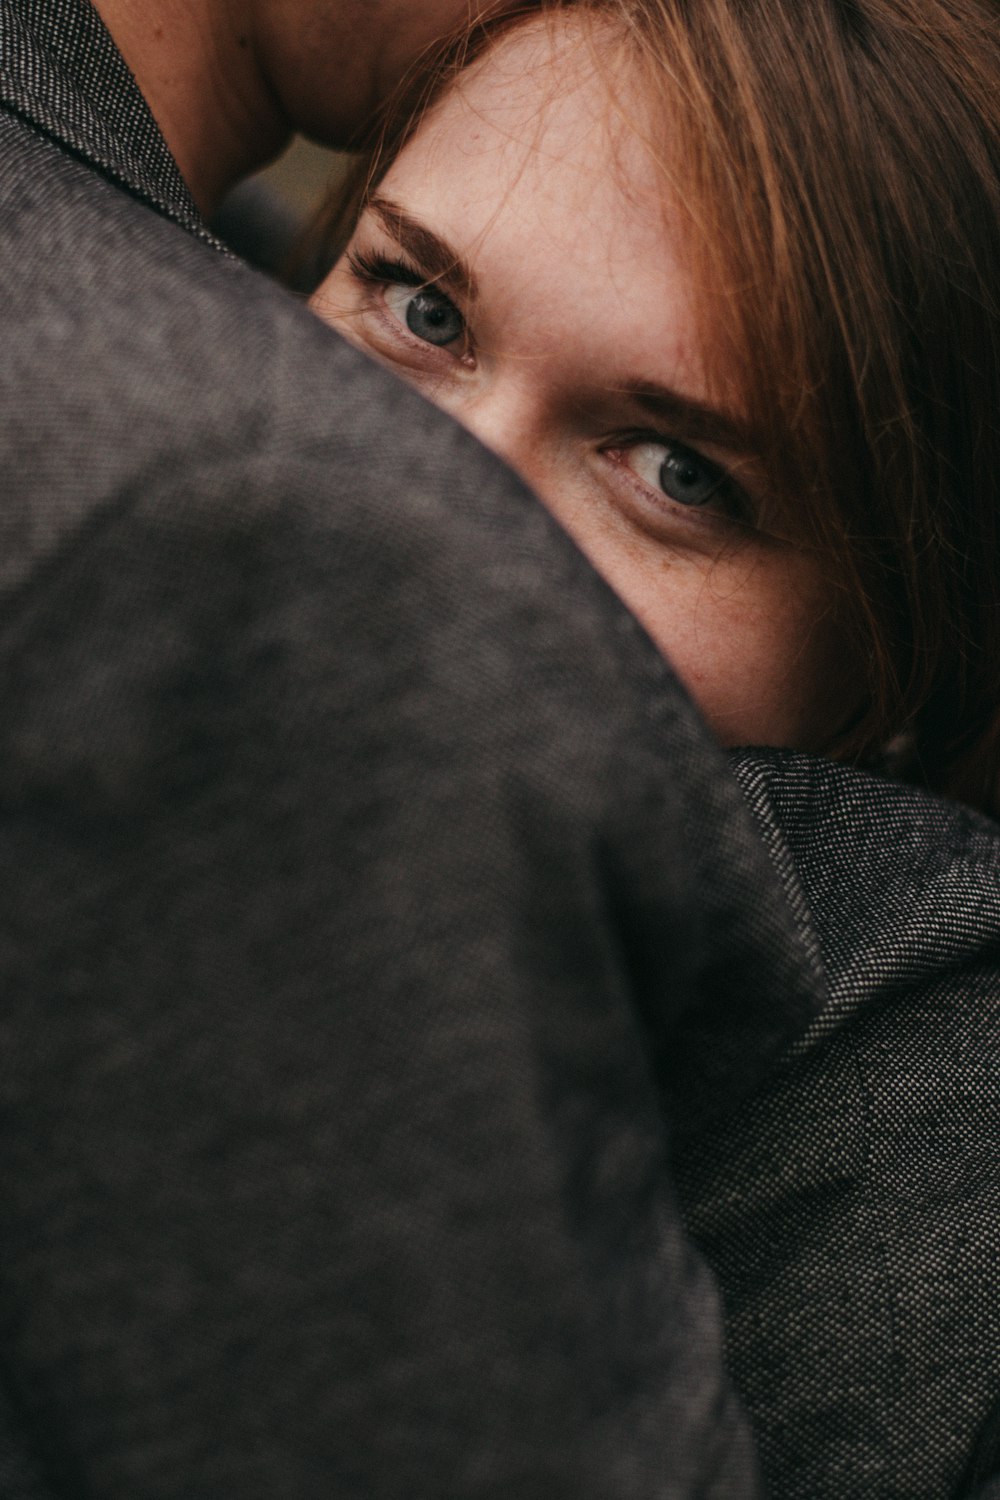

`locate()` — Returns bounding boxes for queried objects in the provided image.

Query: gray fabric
[6,0,1000,1495]
[0,0,831,1494]
[676,751,1000,1500]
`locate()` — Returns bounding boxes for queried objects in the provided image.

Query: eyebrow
[368,195,479,302]
[625,381,755,455]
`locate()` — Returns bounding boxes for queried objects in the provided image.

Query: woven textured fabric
[0,1,834,1495]
[7,1,1000,1496]
[673,749,1000,1500]
[0,0,208,235]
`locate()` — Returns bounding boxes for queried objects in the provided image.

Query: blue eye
[658,444,724,506]
[386,283,465,347]
[626,439,728,509]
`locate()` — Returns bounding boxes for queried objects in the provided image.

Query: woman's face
[312,16,858,748]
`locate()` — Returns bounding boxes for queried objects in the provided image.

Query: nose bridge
[453,368,552,492]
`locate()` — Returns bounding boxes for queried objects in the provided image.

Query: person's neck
[91,0,292,216]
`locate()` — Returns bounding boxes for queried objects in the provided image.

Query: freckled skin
[312,16,860,751]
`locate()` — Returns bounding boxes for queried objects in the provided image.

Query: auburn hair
[301,0,1000,813]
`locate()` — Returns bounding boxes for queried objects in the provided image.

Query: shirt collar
[0,0,216,242]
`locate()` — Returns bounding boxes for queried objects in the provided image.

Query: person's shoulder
[0,111,711,777]
[0,102,372,430]
[0,106,540,574]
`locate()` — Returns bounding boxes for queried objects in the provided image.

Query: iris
[659,444,723,506]
[404,287,464,347]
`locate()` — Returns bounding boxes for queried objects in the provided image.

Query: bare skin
[93,0,514,215]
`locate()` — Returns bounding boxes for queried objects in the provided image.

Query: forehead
[394,19,658,231]
[378,15,704,379]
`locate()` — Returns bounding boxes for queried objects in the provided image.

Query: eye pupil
[405,289,464,347]
[659,446,720,507]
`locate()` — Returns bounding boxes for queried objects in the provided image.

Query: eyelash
[347,249,428,293]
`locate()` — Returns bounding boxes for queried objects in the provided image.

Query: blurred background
[213,137,354,286]
[258,137,349,221]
